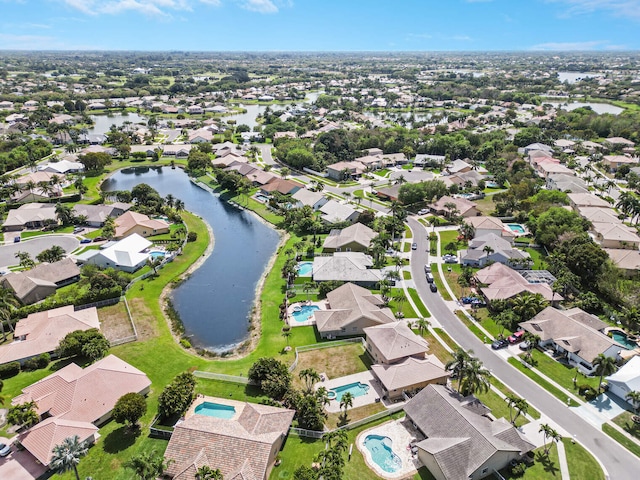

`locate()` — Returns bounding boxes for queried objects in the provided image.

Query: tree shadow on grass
[102,425,141,454]
[535,450,560,477]
[337,413,350,427]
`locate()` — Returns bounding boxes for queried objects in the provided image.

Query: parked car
[93,236,106,242]
[519,341,531,351]
[13,236,20,243]
[418,209,428,215]
[424,264,431,274]
[411,242,417,250]
[0,442,10,457]
[429,283,438,293]
[73,227,85,233]
[442,254,458,264]
[508,331,525,344]
[426,273,434,283]
[80,238,92,244]
[491,339,509,350]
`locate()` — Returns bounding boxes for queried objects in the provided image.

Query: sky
[1,0,640,51]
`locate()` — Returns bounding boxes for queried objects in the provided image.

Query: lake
[547,101,623,115]
[557,72,603,84]
[102,167,280,351]
[88,113,148,135]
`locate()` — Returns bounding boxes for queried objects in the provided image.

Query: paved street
[0,235,79,268]
[408,217,640,480]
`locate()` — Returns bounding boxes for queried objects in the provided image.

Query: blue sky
[1,0,639,51]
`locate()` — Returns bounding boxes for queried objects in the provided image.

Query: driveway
[407,217,640,480]
[0,445,47,480]
[0,235,80,268]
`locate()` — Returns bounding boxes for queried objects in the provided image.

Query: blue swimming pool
[364,435,402,473]
[291,305,319,323]
[611,331,638,350]
[329,382,369,402]
[149,251,165,260]
[506,223,526,234]
[296,261,313,276]
[194,402,236,419]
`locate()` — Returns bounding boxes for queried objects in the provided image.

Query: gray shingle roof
[364,321,429,363]
[322,222,376,250]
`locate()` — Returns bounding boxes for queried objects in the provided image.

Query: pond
[102,167,280,351]
[223,91,323,128]
[88,112,147,135]
[547,101,623,115]
[557,71,603,84]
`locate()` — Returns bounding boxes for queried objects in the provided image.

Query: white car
[0,442,11,457]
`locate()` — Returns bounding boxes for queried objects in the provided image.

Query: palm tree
[50,435,88,480]
[460,357,491,396]
[124,450,172,480]
[592,354,617,392]
[302,281,316,301]
[174,199,185,212]
[505,394,529,425]
[299,368,320,394]
[339,391,353,419]
[0,288,19,340]
[482,245,494,260]
[512,292,547,322]
[445,348,472,393]
[539,423,561,457]
[165,194,175,209]
[626,391,640,414]
[281,328,291,346]
[37,181,54,198]
[196,465,223,480]
[416,317,430,337]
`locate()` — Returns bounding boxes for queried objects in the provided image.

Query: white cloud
[61,0,219,16]
[238,0,278,13]
[530,40,609,50]
[549,0,640,20]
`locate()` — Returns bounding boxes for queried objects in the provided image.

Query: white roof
[96,233,151,267]
[38,159,84,174]
[607,356,640,392]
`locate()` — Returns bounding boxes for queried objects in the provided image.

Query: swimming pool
[611,330,638,350]
[328,382,370,402]
[194,402,236,419]
[255,193,270,203]
[296,261,313,276]
[291,305,319,323]
[506,223,526,235]
[148,251,165,260]
[364,435,402,473]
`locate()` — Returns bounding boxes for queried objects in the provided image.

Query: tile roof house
[546,173,589,194]
[591,222,640,250]
[312,252,384,287]
[326,160,367,181]
[474,263,561,305]
[78,233,152,272]
[318,200,360,224]
[322,222,376,253]
[314,282,395,339]
[72,203,131,227]
[606,356,640,408]
[604,248,640,276]
[429,195,479,218]
[2,203,58,231]
[164,400,294,480]
[519,307,622,373]
[114,211,170,239]
[461,233,531,269]
[602,155,639,173]
[0,306,100,365]
[404,385,535,480]
[567,192,611,210]
[259,178,303,196]
[364,321,429,365]
[291,188,328,210]
[13,355,151,466]
[1,258,81,305]
[371,356,450,401]
[464,216,515,243]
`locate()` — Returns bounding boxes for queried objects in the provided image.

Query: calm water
[557,72,602,84]
[88,113,147,135]
[548,101,623,115]
[224,91,323,128]
[102,167,280,351]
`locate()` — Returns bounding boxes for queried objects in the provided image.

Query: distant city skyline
[1,0,640,51]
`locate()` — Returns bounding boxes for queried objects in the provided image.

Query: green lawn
[455,310,487,342]
[432,327,457,353]
[20,225,75,239]
[611,411,640,441]
[563,438,605,480]
[388,288,418,319]
[430,266,452,301]
[403,270,412,280]
[439,230,465,252]
[407,288,430,317]
[403,242,412,252]
[508,357,580,407]
[404,225,413,239]
[525,349,600,393]
[603,423,640,457]
[500,445,561,479]
[525,247,547,270]
[475,388,529,427]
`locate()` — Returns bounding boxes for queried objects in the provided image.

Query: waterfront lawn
[195,378,268,403]
[291,343,371,390]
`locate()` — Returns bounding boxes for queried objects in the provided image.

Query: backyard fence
[149,416,175,439]
[193,371,258,385]
[289,337,366,372]
[110,335,137,347]
[75,297,120,310]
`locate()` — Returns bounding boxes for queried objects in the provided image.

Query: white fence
[193,371,258,385]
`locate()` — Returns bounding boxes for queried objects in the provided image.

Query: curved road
[408,217,639,480]
[0,235,80,268]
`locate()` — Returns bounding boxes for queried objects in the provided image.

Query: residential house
[163,144,192,158]
[461,234,531,269]
[291,188,328,210]
[474,263,561,305]
[326,160,367,181]
[2,203,58,231]
[260,178,303,196]
[188,128,214,143]
[1,258,81,305]
[429,195,479,218]
[446,159,473,174]
[322,222,376,253]
[546,173,589,194]
[404,385,535,480]
[602,155,639,173]
[577,206,621,225]
[604,137,635,149]
[312,252,383,286]
[414,154,445,167]
[606,356,640,407]
[78,233,152,272]
[591,222,640,250]
[567,193,610,210]
[536,160,574,178]
[464,216,515,243]
[72,203,131,227]
[371,356,450,401]
[318,200,360,224]
[364,321,429,364]
[163,400,294,480]
[13,355,151,467]
[38,159,84,174]
[114,211,170,239]
[0,306,100,366]
[604,249,640,276]
[375,184,402,202]
[519,307,623,373]
[523,142,554,156]
[314,282,395,339]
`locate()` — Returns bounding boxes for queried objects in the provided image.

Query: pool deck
[316,371,396,413]
[184,395,246,421]
[357,418,423,479]
[287,300,327,327]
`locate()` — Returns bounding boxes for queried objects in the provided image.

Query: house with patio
[404,384,535,480]
[291,188,328,210]
[464,216,515,243]
[163,400,294,480]
[318,200,360,224]
[314,282,395,339]
[259,177,303,196]
[474,263,561,306]
[606,356,640,408]
[461,234,531,269]
[0,305,100,366]
[312,252,384,287]
[371,356,450,402]
[519,307,623,373]
[114,211,170,239]
[72,202,131,227]
[364,321,429,364]
[429,195,479,218]
[13,355,151,467]
[322,222,376,253]
[1,258,80,304]
[77,233,152,272]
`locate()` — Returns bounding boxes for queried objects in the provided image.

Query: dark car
[429,283,438,293]
[80,238,92,244]
[13,236,20,243]
[93,236,106,242]
[491,339,509,350]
